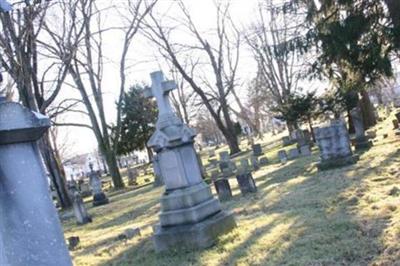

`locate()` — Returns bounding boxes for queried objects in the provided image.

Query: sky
[54,0,262,157]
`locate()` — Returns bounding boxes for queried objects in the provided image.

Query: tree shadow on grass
[94,198,160,230]
[221,144,400,265]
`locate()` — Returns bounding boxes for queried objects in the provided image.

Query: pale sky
[46,0,322,158]
[54,0,261,157]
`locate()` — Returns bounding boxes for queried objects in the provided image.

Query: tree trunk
[307,117,316,142]
[223,129,240,155]
[347,108,355,134]
[103,149,124,189]
[146,146,154,162]
[40,134,72,209]
[360,89,377,129]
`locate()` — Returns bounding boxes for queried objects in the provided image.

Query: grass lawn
[62,115,400,266]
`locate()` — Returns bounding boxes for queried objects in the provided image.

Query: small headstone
[252,144,263,156]
[236,173,257,195]
[89,163,109,207]
[278,150,288,164]
[299,145,311,156]
[69,185,92,225]
[208,149,216,158]
[219,151,230,161]
[214,179,232,201]
[67,236,80,251]
[117,228,141,241]
[259,157,268,166]
[219,161,230,172]
[350,107,372,150]
[282,136,292,146]
[127,167,138,186]
[240,158,250,171]
[395,112,400,122]
[208,158,218,166]
[288,148,300,159]
[392,119,399,129]
[250,155,260,170]
[210,170,220,181]
[79,182,92,197]
[315,119,358,170]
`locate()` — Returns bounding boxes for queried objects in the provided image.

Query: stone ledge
[161,182,212,211]
[317,155,359,171]
[153,211,236,252]
[159,198,221,227]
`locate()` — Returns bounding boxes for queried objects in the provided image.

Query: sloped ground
[63,116,400,266]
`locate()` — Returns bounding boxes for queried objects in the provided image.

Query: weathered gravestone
[315,120,358,171]
[127,167,138,186]
[79,182,92,197]
[240,158,250,171]
[69,183,92,225]
[208,149,216,158]
[288,148,300,159]
[236,172,257,195]
[259,157,268,166]
[252,144,263,157]
[278,150,288,164]
[250,155,260,170]
[214,179,232,201]
[350,107,372,150]
[282,136,292,146]
[144,71,236,252]
[152,154,164,187]
[393,119,399,129]
[0,99,72,265]
[89,163,109,206]
[219,151,230,162]
[299,145,312,156]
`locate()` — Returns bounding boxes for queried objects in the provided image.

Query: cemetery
[1,0,400,266]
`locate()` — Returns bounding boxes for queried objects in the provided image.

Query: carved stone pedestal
[146,71,236,252]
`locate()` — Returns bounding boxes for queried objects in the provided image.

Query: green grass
[63,115,400,266]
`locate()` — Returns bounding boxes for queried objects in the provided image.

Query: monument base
[93,193,109,206]
[153,210,236,252]
[317,155,359,171]
[354,140,373,151]
[76,217,92,225]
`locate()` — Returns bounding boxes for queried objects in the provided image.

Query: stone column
[145,71,236,252]
[350,107,372,150]
[0,100,72,266]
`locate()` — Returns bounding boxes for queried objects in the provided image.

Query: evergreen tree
[115,85,157,158]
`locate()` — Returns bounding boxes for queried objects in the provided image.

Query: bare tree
[246,0,305,132]
[43,0,156,189]
[0,2,77,208]
[143,1,242,154]
[169,65,198,125]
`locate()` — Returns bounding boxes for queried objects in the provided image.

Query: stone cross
[144,71,176,117]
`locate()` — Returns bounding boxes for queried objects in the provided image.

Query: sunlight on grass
[63,115,400,265]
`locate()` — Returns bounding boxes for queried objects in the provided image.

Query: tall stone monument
[315,120,358,170]
[145,71,236,252]
[88,163,109,206]
[0,98,72,265]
